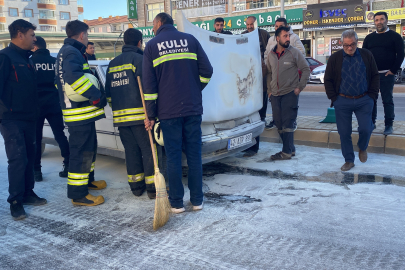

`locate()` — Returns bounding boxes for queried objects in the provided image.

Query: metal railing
[38,0,55,4]
[39,25,56,32]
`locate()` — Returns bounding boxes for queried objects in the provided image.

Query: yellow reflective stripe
[144,93,158,100]
[68,172,89,179]
[75,80,93,95]
[90,162,95,172]
[113,114,145,123]
[83,64,89,70]
[145,175,154,184]
[112,108,144,117]
[153,53,197,67]
[68,179,89,186]
[200,76,210,83]
[62,106,99,116]
[128,173,144,182]
[108,64,136,73]
[71,75,87,90]
[64,108,105,122]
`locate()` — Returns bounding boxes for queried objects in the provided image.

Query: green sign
[138,8,303,38]
[128,0,137,19]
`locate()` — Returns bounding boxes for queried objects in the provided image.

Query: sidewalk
[262,115,405,156]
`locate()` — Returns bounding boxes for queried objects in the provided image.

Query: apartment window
[59,0,69,4]
[146,3,164,22]
[39,10,55,19]
[61,26,66,32]
[40,25,56,32]
[60,12,70,20]
[24,9,33,18]
[9,8,18,17]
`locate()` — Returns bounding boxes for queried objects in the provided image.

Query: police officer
[31,36,70,182]
[105,29,156,199]
[85,41,96,60]
[0,20,47,220]
[143,13,213,213]
[55,20,107,206]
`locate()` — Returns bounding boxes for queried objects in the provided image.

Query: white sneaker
[171,207,185,214]
[192,202,204,211]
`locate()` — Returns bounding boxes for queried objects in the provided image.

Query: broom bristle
[153,169,171,230]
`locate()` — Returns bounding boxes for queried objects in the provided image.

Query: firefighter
[0,20,47,220]
[105,28,156,199]
[31,36,70,182]
[55,20,107,206]
[143,13,213,213]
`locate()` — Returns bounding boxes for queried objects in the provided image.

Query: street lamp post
[280,0,285,17]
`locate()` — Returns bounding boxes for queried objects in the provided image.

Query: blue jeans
[160,115,203,208]
[270,91,298,154]
[0,120,36,203]
[372,74,395,126]
[334,95,374,163]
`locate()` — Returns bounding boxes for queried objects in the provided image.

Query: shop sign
[366,8,405,23]
[127,0,137,19]
[175,0,228,17]
[138,8,303,38]
[330,37,343,54]
[303,0,366,28]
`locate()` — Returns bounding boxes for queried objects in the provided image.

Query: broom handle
[137,76,158,170]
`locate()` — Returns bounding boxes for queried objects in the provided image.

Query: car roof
[88,60,110,66]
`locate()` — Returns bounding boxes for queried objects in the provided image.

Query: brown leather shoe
[341,162,355,172]
[270,151,292,160]
[359,149,368,163]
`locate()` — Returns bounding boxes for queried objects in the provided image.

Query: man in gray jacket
[266,26,310,160]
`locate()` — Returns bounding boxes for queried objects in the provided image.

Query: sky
[83,0,128,20]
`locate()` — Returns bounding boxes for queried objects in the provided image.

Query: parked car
[305,57,324,71]
[309,64,326,84]
[395,58,405,84]
[42,24,265,172]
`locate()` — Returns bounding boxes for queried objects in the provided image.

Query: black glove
[91,93,107,108]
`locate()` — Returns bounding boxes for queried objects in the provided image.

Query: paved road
[267,92,405,121]
[0,142,404,269]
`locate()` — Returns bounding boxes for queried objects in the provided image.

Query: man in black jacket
[213,17,232,35]
[105,29,156,199]
[363,11,404,135]
[85,41,96,60]
[31,36,70,182]
[324,30,379,172]
[0,20,47,220]
[242,16,270,157]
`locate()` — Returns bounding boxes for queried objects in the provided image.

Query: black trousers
[0,119,36,203]
[67,122,97,199]
[372,73,395,126]
[34,98,70,171]
[118,125,155,192]
[271,91,298,154]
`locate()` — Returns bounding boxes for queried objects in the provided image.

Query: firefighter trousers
[67,122,97,199]
[118,125,155,193]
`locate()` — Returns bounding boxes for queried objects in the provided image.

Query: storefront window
[233,0,305,12]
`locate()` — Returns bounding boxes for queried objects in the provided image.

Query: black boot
[383,125,393,135]
[34,170,43,182]
[10,201,26,220]
[23,190,47,206]
[132,185,146,197]
[146,184,156,199]
[59,163,68,178]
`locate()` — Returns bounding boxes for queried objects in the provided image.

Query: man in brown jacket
[266,26,310,160]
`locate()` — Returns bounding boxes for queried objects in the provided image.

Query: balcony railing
[38,0,54,4]
[39,25,56,31]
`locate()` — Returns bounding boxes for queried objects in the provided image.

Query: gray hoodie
[266,44,310,97]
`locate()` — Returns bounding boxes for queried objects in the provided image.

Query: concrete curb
[260,128,405,156]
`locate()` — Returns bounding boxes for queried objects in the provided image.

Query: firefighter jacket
[105,45,144,127]
[55,38,105,126]
[0,43,38,121]
[142,24,213,120]
[31,49,59,108]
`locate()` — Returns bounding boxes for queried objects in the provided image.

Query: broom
[137,76,171,230]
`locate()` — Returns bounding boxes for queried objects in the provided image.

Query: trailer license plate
[228,133,252,150]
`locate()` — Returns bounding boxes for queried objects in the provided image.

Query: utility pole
[280,0,285,18]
